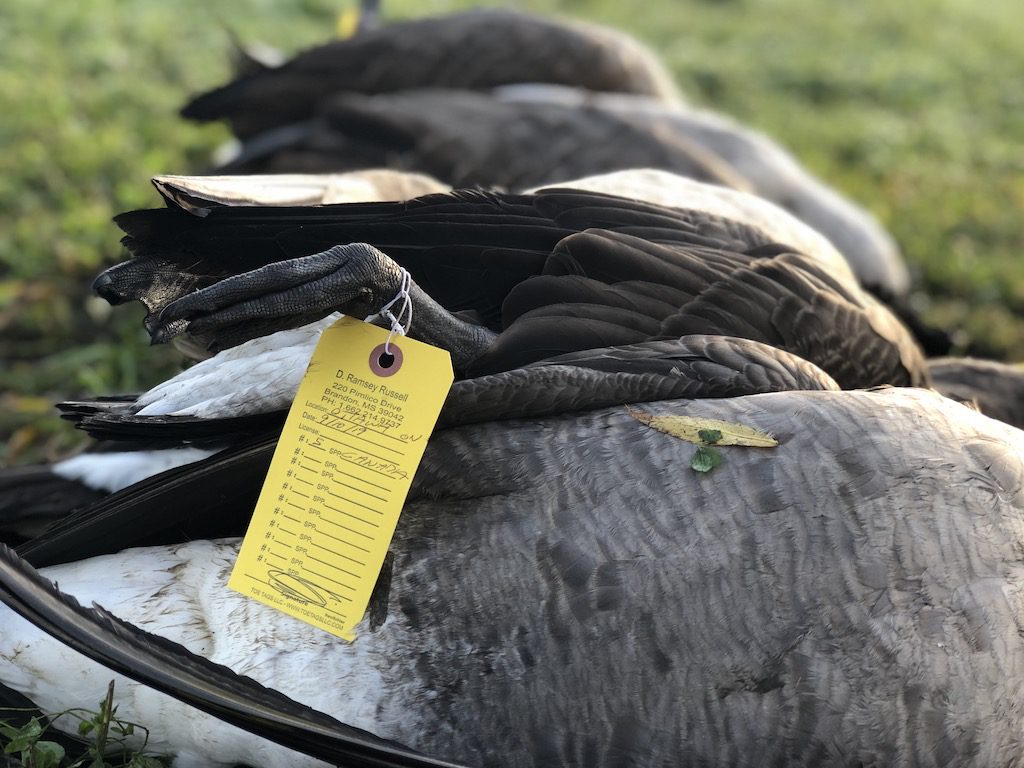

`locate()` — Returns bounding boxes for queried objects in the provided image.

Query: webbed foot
[145,243,403,348]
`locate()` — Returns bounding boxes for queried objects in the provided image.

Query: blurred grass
[1,0,1021,464]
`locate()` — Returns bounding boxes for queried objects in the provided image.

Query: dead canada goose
[180,8,683,139]
[218,85,909,308]
[19,335,839,565]
[498,84,910,302]
[1,169,923,542]
[928,357,1024,429]
[94,186,926,387]
[215,88,746,191]
[152,168,948,362]
[3,381,1024,767]
[65,168,862,417]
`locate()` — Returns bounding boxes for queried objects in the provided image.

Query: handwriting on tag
[229,317,453,640]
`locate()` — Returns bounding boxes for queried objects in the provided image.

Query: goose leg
[141,243,497,372]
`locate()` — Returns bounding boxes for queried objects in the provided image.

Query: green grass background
[2,0,1022,464]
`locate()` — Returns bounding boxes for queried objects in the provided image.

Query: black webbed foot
[142,241,499,371]
[147,243,403,347]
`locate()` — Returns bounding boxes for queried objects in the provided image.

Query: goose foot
[141,243,497,371]
[146,243,399,344]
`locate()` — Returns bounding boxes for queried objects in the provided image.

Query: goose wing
[928,357,1024,429]
[181,9,681,138]
[17,437,275,568]
[28,338,839,562]
[98,189,926,386]
[218,89,742,189]
[0,543,469,768]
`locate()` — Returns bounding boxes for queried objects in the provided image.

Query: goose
[214,88,747,191]
[179,8,684,139]
[97,173,1019,431]
[497,84,910,303]
[91,184,926,387]
[96,168,860,403]
[1,170,928,537]
[927,357,1024,429]
[65,168,896,423]
[3,375,1024,767]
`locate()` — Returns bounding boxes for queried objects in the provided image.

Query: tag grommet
[370,342,403,376]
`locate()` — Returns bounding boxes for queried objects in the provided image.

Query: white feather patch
[0,539,413,767]
[136,315,340,418]
[53,448,216,492]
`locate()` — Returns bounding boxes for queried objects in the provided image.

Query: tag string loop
[378,269,413,355]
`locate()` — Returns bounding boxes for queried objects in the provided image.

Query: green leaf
[30,740,66,768]
[4,718,44,753]
[128,755,166,768]
[691,445,723,473]
[78,720,96,735]
[697,428,722,444]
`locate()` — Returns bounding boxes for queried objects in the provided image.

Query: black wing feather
[99,190,927,385]
[17,438,276,568]
[181,10,678,137]
[0,544,471,768]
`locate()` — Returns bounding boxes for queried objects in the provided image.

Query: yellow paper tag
[229,317,454,640]
[336,6,361,38]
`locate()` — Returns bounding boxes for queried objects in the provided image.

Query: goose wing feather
[0,465,105,544]
[221,89,739,188]
[181,9,681,137]
[6,389,1024,766]
[17,438,276,568]
[928,357,1024,429]
[20,339,836,562]
[0,543,468,768]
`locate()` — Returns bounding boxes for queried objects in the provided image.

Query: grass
[0,680,166,767]
[1,0,1022,464]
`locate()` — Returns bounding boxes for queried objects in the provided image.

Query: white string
[378,268,413,354]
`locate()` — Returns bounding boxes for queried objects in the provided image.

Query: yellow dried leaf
[626,407,778,447]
